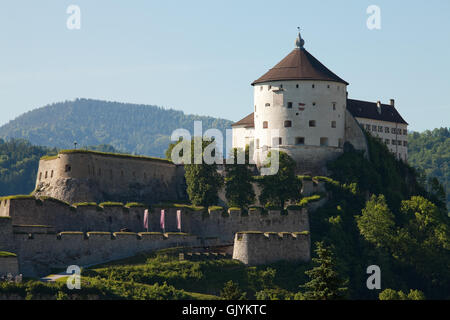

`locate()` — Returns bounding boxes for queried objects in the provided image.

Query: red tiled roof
[252,48,349,86]
[347,99,408,125]
[232,113,254,128]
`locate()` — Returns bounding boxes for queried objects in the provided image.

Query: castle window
[338,139,343,148]
[51,170,53,178]
[403,141,408,147]
[295,137,305,145]
[309,120,316,127]
[331,121,336,128]
[296,84,299,88]
[265,103,270,107]
[403,129,407,135]
[45,171,48,179]
[280,84,283,89]
[320,137,329,146]
[263,121,268,129]
[385,127,390,133]
[392,140,396,145]
[287,102,293,109]
[39,172,42,181]
[332,103,336,110]
[327,85,330,89]
[260,86,263,91]
[372,125,377,131]
[284,120,292,128]
[312,102,316,106]
[385,139,390,145]
[312,84,315,88]
[272,137,282,146]
[268,85,272,90]
[378,126,383,132]
[65,165,71,172]
[366,124,371,131]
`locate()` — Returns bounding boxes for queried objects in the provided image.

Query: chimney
[376,101,382,114]
[390,99,395,107]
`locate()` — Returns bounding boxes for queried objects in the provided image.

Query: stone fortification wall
[34,151,187,204]
[14,231,200,277]
[1,198,311,243]
[1,197,146,233]
[232,231,310,266]
[344,110,369,156]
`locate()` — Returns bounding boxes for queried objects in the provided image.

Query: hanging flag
[143,209,149,231]
[176,210,181,231]
[160,209,165,231]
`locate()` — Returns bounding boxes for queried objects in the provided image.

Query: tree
[183,138,224,207]
[379,289,425,300]
[220,281,246,300]
[225,147,255,208]
[258,151,302,208]
[356,194,396,249]
[302,242,348,300]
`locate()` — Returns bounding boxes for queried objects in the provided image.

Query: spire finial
[295,27,305,49]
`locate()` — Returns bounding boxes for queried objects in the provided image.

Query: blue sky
[0,0,449,132]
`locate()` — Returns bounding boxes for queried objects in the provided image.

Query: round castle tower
[251,31,349,174]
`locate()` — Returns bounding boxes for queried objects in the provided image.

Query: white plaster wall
[355,117,408,161]
[232,126,254,151]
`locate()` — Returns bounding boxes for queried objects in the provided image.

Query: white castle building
[232,31,408,174]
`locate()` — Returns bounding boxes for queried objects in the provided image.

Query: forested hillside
[0,139,120,197]
[408,127,449,209]
[0,139,57,196]
[0,99,233,158]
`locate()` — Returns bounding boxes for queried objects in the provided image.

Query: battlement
[232,231,311,266]
[10,227,199,277]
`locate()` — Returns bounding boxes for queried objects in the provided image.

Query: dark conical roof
[252,48,349,86]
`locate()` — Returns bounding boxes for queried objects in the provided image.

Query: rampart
[33,150,187,204]
[232,231,311,266]
[0,197,311,243]
[0,217,201,277]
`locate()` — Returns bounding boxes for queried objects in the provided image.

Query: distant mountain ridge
[0,99,233,157]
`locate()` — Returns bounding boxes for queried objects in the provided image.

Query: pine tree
[302,242,348,300]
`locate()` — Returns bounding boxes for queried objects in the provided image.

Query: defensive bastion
[34,150,187,204]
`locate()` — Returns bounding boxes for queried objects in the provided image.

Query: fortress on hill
[0,31,409,278]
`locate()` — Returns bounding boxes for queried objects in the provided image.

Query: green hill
[0,139,121,197]
[408,128,449,208]
[0,99,233,158]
